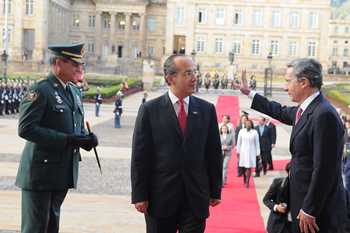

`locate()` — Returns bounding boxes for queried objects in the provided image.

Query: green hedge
[329,90,350,107]
[84,80,135,100]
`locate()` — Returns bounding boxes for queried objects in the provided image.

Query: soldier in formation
[213,71,220,93]
[221,72,229,94]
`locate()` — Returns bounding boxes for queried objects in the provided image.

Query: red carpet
[271,159,291,171]
[206,96,265,233]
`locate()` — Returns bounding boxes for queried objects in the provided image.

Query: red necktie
[295,107,303,125]
[177,99,187,136]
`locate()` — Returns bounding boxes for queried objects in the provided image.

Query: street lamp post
[191,49,200,93]
[1,50,8,82]
[267,52,273,68]
[229,49,235,65]
[264,52,273,97]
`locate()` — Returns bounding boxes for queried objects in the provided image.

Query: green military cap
[241,111,249,116]
[48,43,86,65]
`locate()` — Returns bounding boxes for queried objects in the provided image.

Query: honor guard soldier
[142,90,147,104]
[114,92,122,128]
[213,71,220,93]
[15,43,99,233]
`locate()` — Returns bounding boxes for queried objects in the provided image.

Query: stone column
[109,12,116,51]
[138,13,146,58]
[95,11,102,58]
[124,12,132,58]
[109,12,118,63]
[53,4,58,44]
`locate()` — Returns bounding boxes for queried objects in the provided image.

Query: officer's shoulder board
[68,81,76,88]
[36,77,48,84]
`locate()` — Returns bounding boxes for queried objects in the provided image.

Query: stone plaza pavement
[0,87,295,232]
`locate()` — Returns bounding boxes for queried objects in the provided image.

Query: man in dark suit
[131,54,222,232]
[254,116,273,177]
[16,43,99,233]
[263,162,292,233]
[235,114,248,177]
[235,58,346,232]
[265,116,276,170]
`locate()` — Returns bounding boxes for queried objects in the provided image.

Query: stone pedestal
[142,58,155,91]
[108,54,118,63]
[227,64,236,80]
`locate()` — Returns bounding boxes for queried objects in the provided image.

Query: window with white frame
[309,12,318,28]
[253,10,262,26]
[177,7,185,23]
[271,41,279,56]
[272,11,280,27]
[308,42,316,57]
[89,16,95,28]
[88,43,94,53]
[3,0,11,14]
[344,49,348,56]
[235,10,243,25]
[333,48,337,56]
[216,9,224,24]
[289,41,297,57]
[2,28,10,43]
[119,19,125,29]
[252,40,260,55]
[132,46,139,58]
[133,18,140,30]
[335,27,338,33]
[103,16,110,29]
[25,0,33,15]
[148,18,155,31]
[73,15,80,27]
[346,27,349,33]
[290,12,299,27]
[198,8,206,23]
[147,46,154,56]
[197,37,205,52]
[233,39,241,54]
[215,38,223,53]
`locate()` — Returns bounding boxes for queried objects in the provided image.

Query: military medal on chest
[54,91,63,104]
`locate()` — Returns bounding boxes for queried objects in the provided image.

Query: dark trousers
[292,223,340,233]
[256,151,271,175]
[266,150,273,169]
[21,189,68,233]
[145,188,206,233]
[237,161,242,176]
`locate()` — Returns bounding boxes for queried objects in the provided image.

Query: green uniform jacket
[15,72,88,190]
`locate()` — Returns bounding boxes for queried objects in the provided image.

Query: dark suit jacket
[254,125,272,152]
[131,93,222,219]
[344,129,350,143]
[268,122,276,144]
[263,178,291,233]
[252,92,346,228]
[16,72,88,190]
[235,124,243,146]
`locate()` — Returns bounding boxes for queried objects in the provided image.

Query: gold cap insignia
[54,83,59,87]
[81,44,86,54]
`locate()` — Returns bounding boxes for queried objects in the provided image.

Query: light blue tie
[260,126,263,136]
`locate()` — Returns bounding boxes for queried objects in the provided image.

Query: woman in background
[220,125,234,187]
[236,120,260,188]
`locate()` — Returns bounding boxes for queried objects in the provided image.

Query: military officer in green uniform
[16,43,99,233]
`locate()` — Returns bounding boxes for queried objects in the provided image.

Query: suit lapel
[290,93,323,149]
[159,93,183,138]
[185,95,200,140]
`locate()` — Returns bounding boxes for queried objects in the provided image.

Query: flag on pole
[212,67,215,75]
[122,80,128,90]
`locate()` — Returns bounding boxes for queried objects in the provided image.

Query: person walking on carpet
[236,120,260,188]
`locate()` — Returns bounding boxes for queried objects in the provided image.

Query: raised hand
[233,69,251,95]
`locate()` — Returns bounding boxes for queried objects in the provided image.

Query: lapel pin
[193,111,198,115]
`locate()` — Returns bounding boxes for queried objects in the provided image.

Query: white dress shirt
[168,90,189,117]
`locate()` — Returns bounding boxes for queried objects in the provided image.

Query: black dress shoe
[264,170,267,175]
[267,167,274,170]
[237,174,242,177]
[254,174,260,177]
[246,183,250,188]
